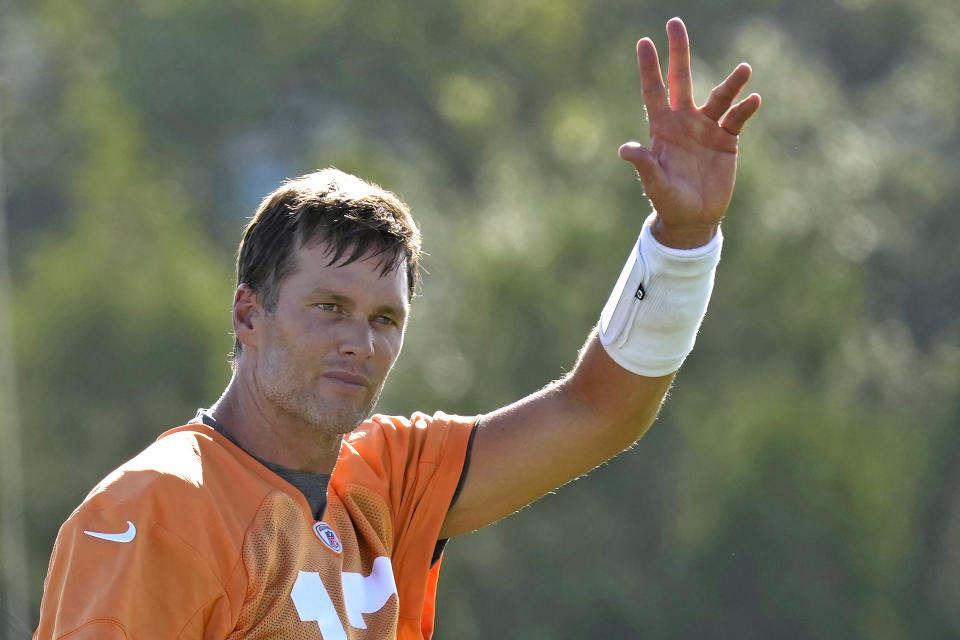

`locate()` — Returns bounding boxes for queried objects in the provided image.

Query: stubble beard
[258,342,383,437]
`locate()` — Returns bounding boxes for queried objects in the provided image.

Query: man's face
[253,240,409,435]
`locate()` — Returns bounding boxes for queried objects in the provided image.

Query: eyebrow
[307,288,408,320]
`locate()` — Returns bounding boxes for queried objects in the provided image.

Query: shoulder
[345,411,478,444]
[334,412,477,499]
[73,424,278,547]
[36,427,250,639]
[342,411,477,467]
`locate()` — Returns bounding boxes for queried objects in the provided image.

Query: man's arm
[440,18,760,538]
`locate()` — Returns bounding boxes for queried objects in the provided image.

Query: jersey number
[290,556,398,639]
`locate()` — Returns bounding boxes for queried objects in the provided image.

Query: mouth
[323,371,370,390]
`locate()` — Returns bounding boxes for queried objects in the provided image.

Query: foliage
[3,0,959,637]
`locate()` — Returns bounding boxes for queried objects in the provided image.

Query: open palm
[619,18,761,248]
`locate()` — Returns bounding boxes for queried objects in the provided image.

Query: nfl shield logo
[313,522,343,553]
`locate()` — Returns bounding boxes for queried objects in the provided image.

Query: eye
[315,303,341,313]
[373,315,397,326]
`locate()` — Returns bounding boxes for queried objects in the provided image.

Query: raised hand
[619,18,761,248]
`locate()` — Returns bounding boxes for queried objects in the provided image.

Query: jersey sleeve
[342,411,476,548]
[34,484,232,639]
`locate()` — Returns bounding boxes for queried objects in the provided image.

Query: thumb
[618,142,664,194]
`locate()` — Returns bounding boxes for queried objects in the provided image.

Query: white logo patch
[83,520,137,543]
[313,522,343,553]
[291,557,398,637]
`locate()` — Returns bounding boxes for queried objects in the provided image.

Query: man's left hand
[618,17,761,249]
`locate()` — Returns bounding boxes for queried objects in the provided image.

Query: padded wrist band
[598,214,722,376]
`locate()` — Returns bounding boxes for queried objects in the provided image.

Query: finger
[666,17,695,110]
[637,38,669,120]
[619,142,666,195]
[719,93,762,135]
[701,63,752,122]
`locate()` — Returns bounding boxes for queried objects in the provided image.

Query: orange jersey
[34,411,475,640]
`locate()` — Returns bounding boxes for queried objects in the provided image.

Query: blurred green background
[1,0,959,637]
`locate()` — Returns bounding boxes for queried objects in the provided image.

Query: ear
[233,284,263,350]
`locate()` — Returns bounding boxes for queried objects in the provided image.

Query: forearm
[566,329,676,444]
[599,213,722,376]
[440,333,673,538]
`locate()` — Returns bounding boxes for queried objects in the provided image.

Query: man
[35,17,760,639]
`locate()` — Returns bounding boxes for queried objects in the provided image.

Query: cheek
[264,319,321,370]
[386,329,406,358]
[374,333,404,371]
[282,312,334,353]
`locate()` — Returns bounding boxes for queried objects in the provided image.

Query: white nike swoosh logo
[83,521,136,543]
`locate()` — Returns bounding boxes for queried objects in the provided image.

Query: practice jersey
[34,411,475,640]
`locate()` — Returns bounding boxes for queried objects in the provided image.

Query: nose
[338,316,375,359]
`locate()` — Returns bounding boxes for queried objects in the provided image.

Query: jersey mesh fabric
[232,493,317,638]
[34,411,475,640]
[335,485,394,571]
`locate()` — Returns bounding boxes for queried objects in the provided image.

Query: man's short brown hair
[233,168,422,357]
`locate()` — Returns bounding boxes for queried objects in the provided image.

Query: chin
[276,384,383,435]
[302,400,376,435]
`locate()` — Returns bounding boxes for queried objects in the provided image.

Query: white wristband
[598,214,722,376]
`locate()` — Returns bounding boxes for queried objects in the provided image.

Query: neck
[209,369,342,474]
